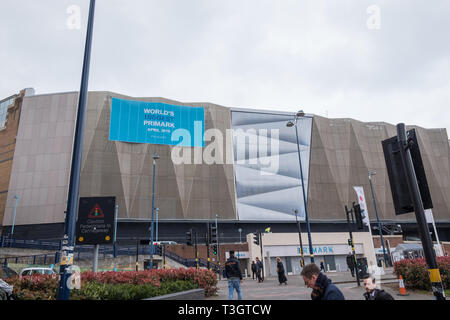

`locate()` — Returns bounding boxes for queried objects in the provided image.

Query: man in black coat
[225,251,243,300]
[363,274,395,300]
[301,263,345,300]
[251,261,257,280]
[276,257,287,285]
[255,257,264,283]
[346,254,355,277]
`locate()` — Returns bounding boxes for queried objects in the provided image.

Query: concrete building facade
[0,89,449,250]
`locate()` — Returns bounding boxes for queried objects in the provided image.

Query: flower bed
[5,268,218,300]
[393,257,450,290]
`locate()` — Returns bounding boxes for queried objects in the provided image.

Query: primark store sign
[109,97,205,147]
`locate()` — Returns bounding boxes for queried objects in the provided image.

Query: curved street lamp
[286,110,314,263]
[368,170,389,267]
[150,152,159,269]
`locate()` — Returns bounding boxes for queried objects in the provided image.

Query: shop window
[0,97,15,129]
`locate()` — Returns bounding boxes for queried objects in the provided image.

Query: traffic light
[382,129,432,215]
[353,203,364,229]
[210,225,218,244]
[253,232,260,246]
[212,244,218,255]
[186,230,193,246]
[348,239,353,246]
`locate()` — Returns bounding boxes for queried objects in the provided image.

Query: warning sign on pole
[76,197,116,245]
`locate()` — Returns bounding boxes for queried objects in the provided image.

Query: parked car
[19,267,56,277]
[1,265,18,279]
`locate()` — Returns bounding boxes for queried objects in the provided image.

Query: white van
[19,267,56,277]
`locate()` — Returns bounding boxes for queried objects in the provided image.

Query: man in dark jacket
[255,257,264,282]
[225,251,243,300]
[251,261,257,280]
[346,254,355,277]
[363,274,394,300]
[301,263,345,300]
[276,257,287,285]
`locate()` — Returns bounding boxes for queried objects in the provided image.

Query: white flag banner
[425,209,443,256]
[353,186,370,227]
[424,209,434,224]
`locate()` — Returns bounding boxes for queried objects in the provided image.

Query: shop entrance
[324,255,336,271]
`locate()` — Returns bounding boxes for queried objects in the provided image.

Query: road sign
[76,197,115,245]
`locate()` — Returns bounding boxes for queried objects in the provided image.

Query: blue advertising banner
[109,98,205,147]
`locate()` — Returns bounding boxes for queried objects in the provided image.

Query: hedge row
[393,257,450,290]
[5,268,218,300]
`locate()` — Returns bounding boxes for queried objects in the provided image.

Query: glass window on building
[323,255,336,271]
[0,97,15,129]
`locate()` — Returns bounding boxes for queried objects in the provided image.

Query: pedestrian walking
[346,254,355,277]
[276,257,287,285]
[251,261,257,280]
[0,268,13,300]
[255,257,263,283]
[301,263,345,300]
[320,261,325,272]
[225,250,243,300]
[362,274,394,300]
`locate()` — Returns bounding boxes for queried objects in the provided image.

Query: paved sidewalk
[208,272,432,300]
[322,267,398,284]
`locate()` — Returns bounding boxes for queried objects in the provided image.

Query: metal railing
[0,236,222,273]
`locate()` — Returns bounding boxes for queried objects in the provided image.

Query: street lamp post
[215,214,221,280]
[156,208,159,242]
[10,194,18,245]
[287,111,314,263]
[57,0,96,300]
[237,228,242,263]
[368,170,389,267]
[149,152,159,269]
[294,209,305,268]
[113,204,118,258]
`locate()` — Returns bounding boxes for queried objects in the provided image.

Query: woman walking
[276,257,287,285]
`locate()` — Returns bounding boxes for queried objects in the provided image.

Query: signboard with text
[109,98,205,147]
[76,197,116,245]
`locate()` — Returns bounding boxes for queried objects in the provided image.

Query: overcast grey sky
[1,0,449,133]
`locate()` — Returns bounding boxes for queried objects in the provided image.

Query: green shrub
[5,268,214,300]
[393,257,450,290]
[71,280,196,300]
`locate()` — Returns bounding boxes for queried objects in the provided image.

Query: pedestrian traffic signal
[186,230,193,246]
[210,225,218,244]
[212,244,218,255]
[253,232,260,246]
[382,129,433,215]
[353,203,364,229]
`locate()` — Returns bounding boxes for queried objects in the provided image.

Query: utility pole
[206,223,211,271]
[397,123,445,300]
[287,113,314,263]
[113,204,118,258]
[162,244,166,269]
[135,239,139,271]
[10,194,18,242]
[260,232,265,281]
[57,0,96,300]
[368,171,389,267]
[93,244,99,272]
[215,214,221,279]
[149,152,159,269]
[155,208,159,242]
[345,205,360,287]
[294,209,305,268]
[194,229,199,270]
